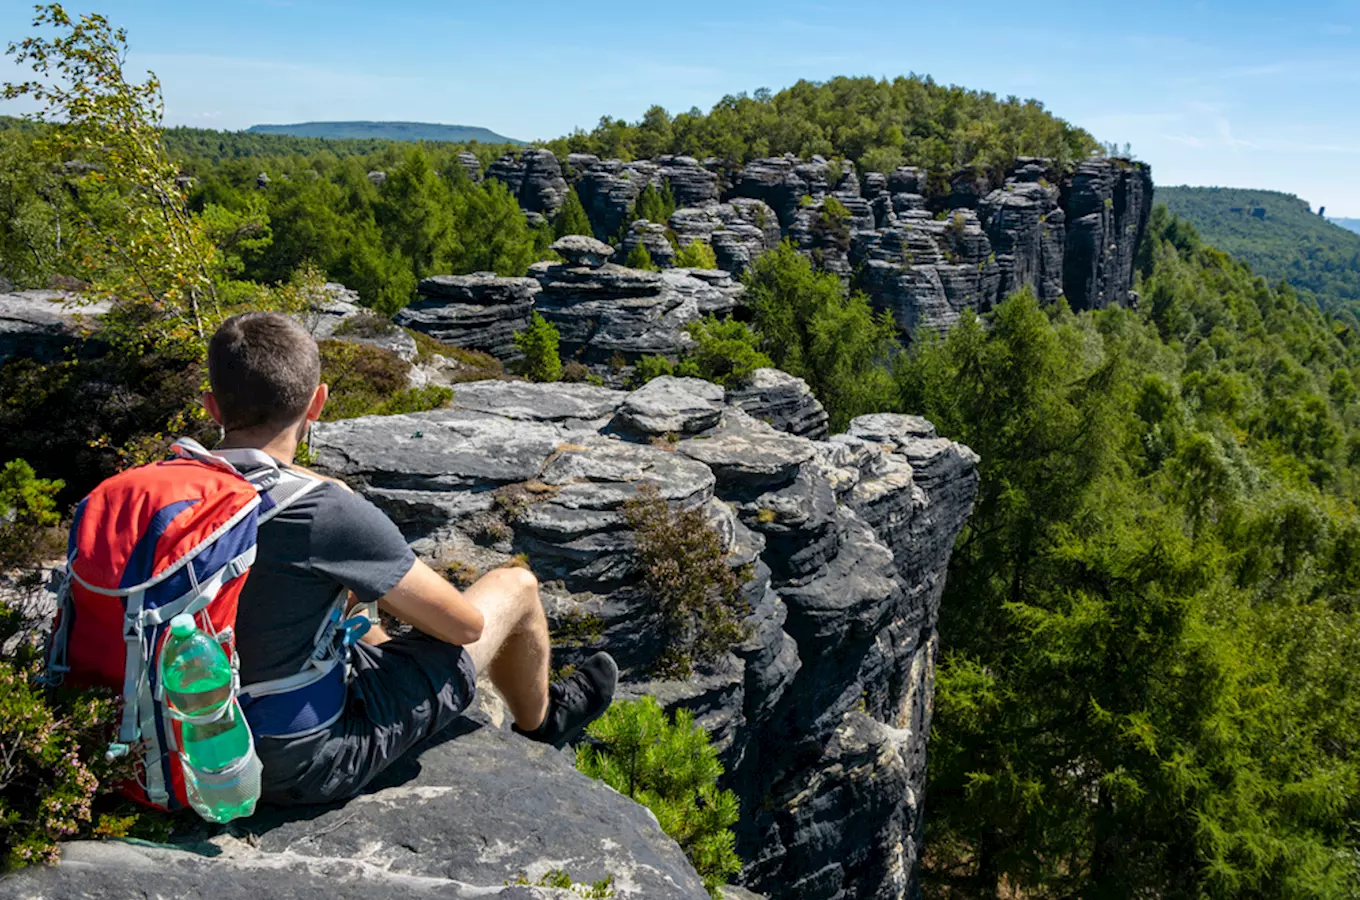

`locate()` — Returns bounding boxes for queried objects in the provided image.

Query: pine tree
[633,182,675,225]
[673,241,719,270]
[553,187,593,238]
[625,243,657,271]
[576,697,741,898]
[513,312,562,383]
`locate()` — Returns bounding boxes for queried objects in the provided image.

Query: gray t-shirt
[237,478,416,684]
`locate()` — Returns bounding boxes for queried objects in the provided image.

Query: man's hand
[375,559,485,645]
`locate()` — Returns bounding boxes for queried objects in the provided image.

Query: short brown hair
[207,312,320,431]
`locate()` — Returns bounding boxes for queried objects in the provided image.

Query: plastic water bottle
[160,613,261,823]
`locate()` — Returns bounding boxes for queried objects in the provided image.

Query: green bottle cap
[169,613,197,637]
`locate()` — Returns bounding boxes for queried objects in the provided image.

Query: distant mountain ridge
[1156,186,1360,314]
[1332,217,1360,236]
[246,121,524,145]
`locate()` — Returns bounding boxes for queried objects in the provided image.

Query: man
[203,311,617,805]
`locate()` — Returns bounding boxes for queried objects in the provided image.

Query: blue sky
[3,0,1358,214]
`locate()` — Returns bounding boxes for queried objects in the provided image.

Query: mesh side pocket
[182,744,262,823]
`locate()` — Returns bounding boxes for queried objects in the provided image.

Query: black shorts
[255,631,478,805]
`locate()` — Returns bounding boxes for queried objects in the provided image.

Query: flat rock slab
[615,376,725,435]
[0,723,709,900]
[452,381,624,424]
[678,411,818,488]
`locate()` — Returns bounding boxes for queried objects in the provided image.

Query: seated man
[203,311,618,805]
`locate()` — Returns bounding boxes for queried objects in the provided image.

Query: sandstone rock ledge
[0,719,711,900]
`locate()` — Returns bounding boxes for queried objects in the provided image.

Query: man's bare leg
[461,566,551,732]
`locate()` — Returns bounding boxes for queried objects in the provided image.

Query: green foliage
[904,215,1360,898]
[316,340,451,421]
[513,312,562,383]
[630,354,676,386]
[621,485,749,677]
[678,317,773,386]
[1157,186,1360,316]
[633,182,676,225]
[0,460,62,570]
[2,6,305,355]
[576,697,742,897]
[673,241,719,270]
[547,76,1098,187]
[624,243,658,271]
[554,187,594,238]
[508,869,615,899]
[744,241,899,430]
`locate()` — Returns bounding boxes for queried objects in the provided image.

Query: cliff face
[308,378,978,899]
[483,151,1154,335]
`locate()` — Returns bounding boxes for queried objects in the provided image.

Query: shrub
[622,484,749,677]
[0,460,64,571]
[576,697,741,898]
[514,312,563,383]
[318,339,412,420]
[561,360,590,383]
[673,241,719,270]
[407,329,504,381]
[678,317,773,387]
[630,355,676,387]
[624,243,658,271]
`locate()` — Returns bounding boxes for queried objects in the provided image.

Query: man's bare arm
[374,558,485,645]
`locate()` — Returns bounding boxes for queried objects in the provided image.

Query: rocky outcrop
[725,368,829,440]
[669,199,781,274]
[978,160,1066,303]
[620,220,678,268]
[0,290,110,365]
[306,379,978,900]
[0,718,711,900]
[1060,158,1154,310]
[530,249,744,364]
[486,148,570,221]
[397,273,540,361]
[493,150,1152,336]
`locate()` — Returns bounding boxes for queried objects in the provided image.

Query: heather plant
[576,697,741,898]
[622,484,749,677]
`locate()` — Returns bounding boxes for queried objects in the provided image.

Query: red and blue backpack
[43,438,360,812]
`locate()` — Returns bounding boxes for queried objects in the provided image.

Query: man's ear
[203,392,224,426]
[306,383,329,423]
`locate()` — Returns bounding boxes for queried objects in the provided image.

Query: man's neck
[217,428,301,466]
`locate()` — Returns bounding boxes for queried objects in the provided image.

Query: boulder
[549,235,614,268]
[0,290,110,365]
[615,376,726,435]
[0,721,711,900]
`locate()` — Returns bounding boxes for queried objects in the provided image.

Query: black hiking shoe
[514,652,618,749]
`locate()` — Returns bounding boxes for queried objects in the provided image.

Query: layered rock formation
[397,273,540,361]
[1,718,711,900]
[529,238,744,365]
[306,378,979,899]
[485,148,570,223]
[507,150,1151,335]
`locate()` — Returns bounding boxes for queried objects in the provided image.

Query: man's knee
[482,565,540,607]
